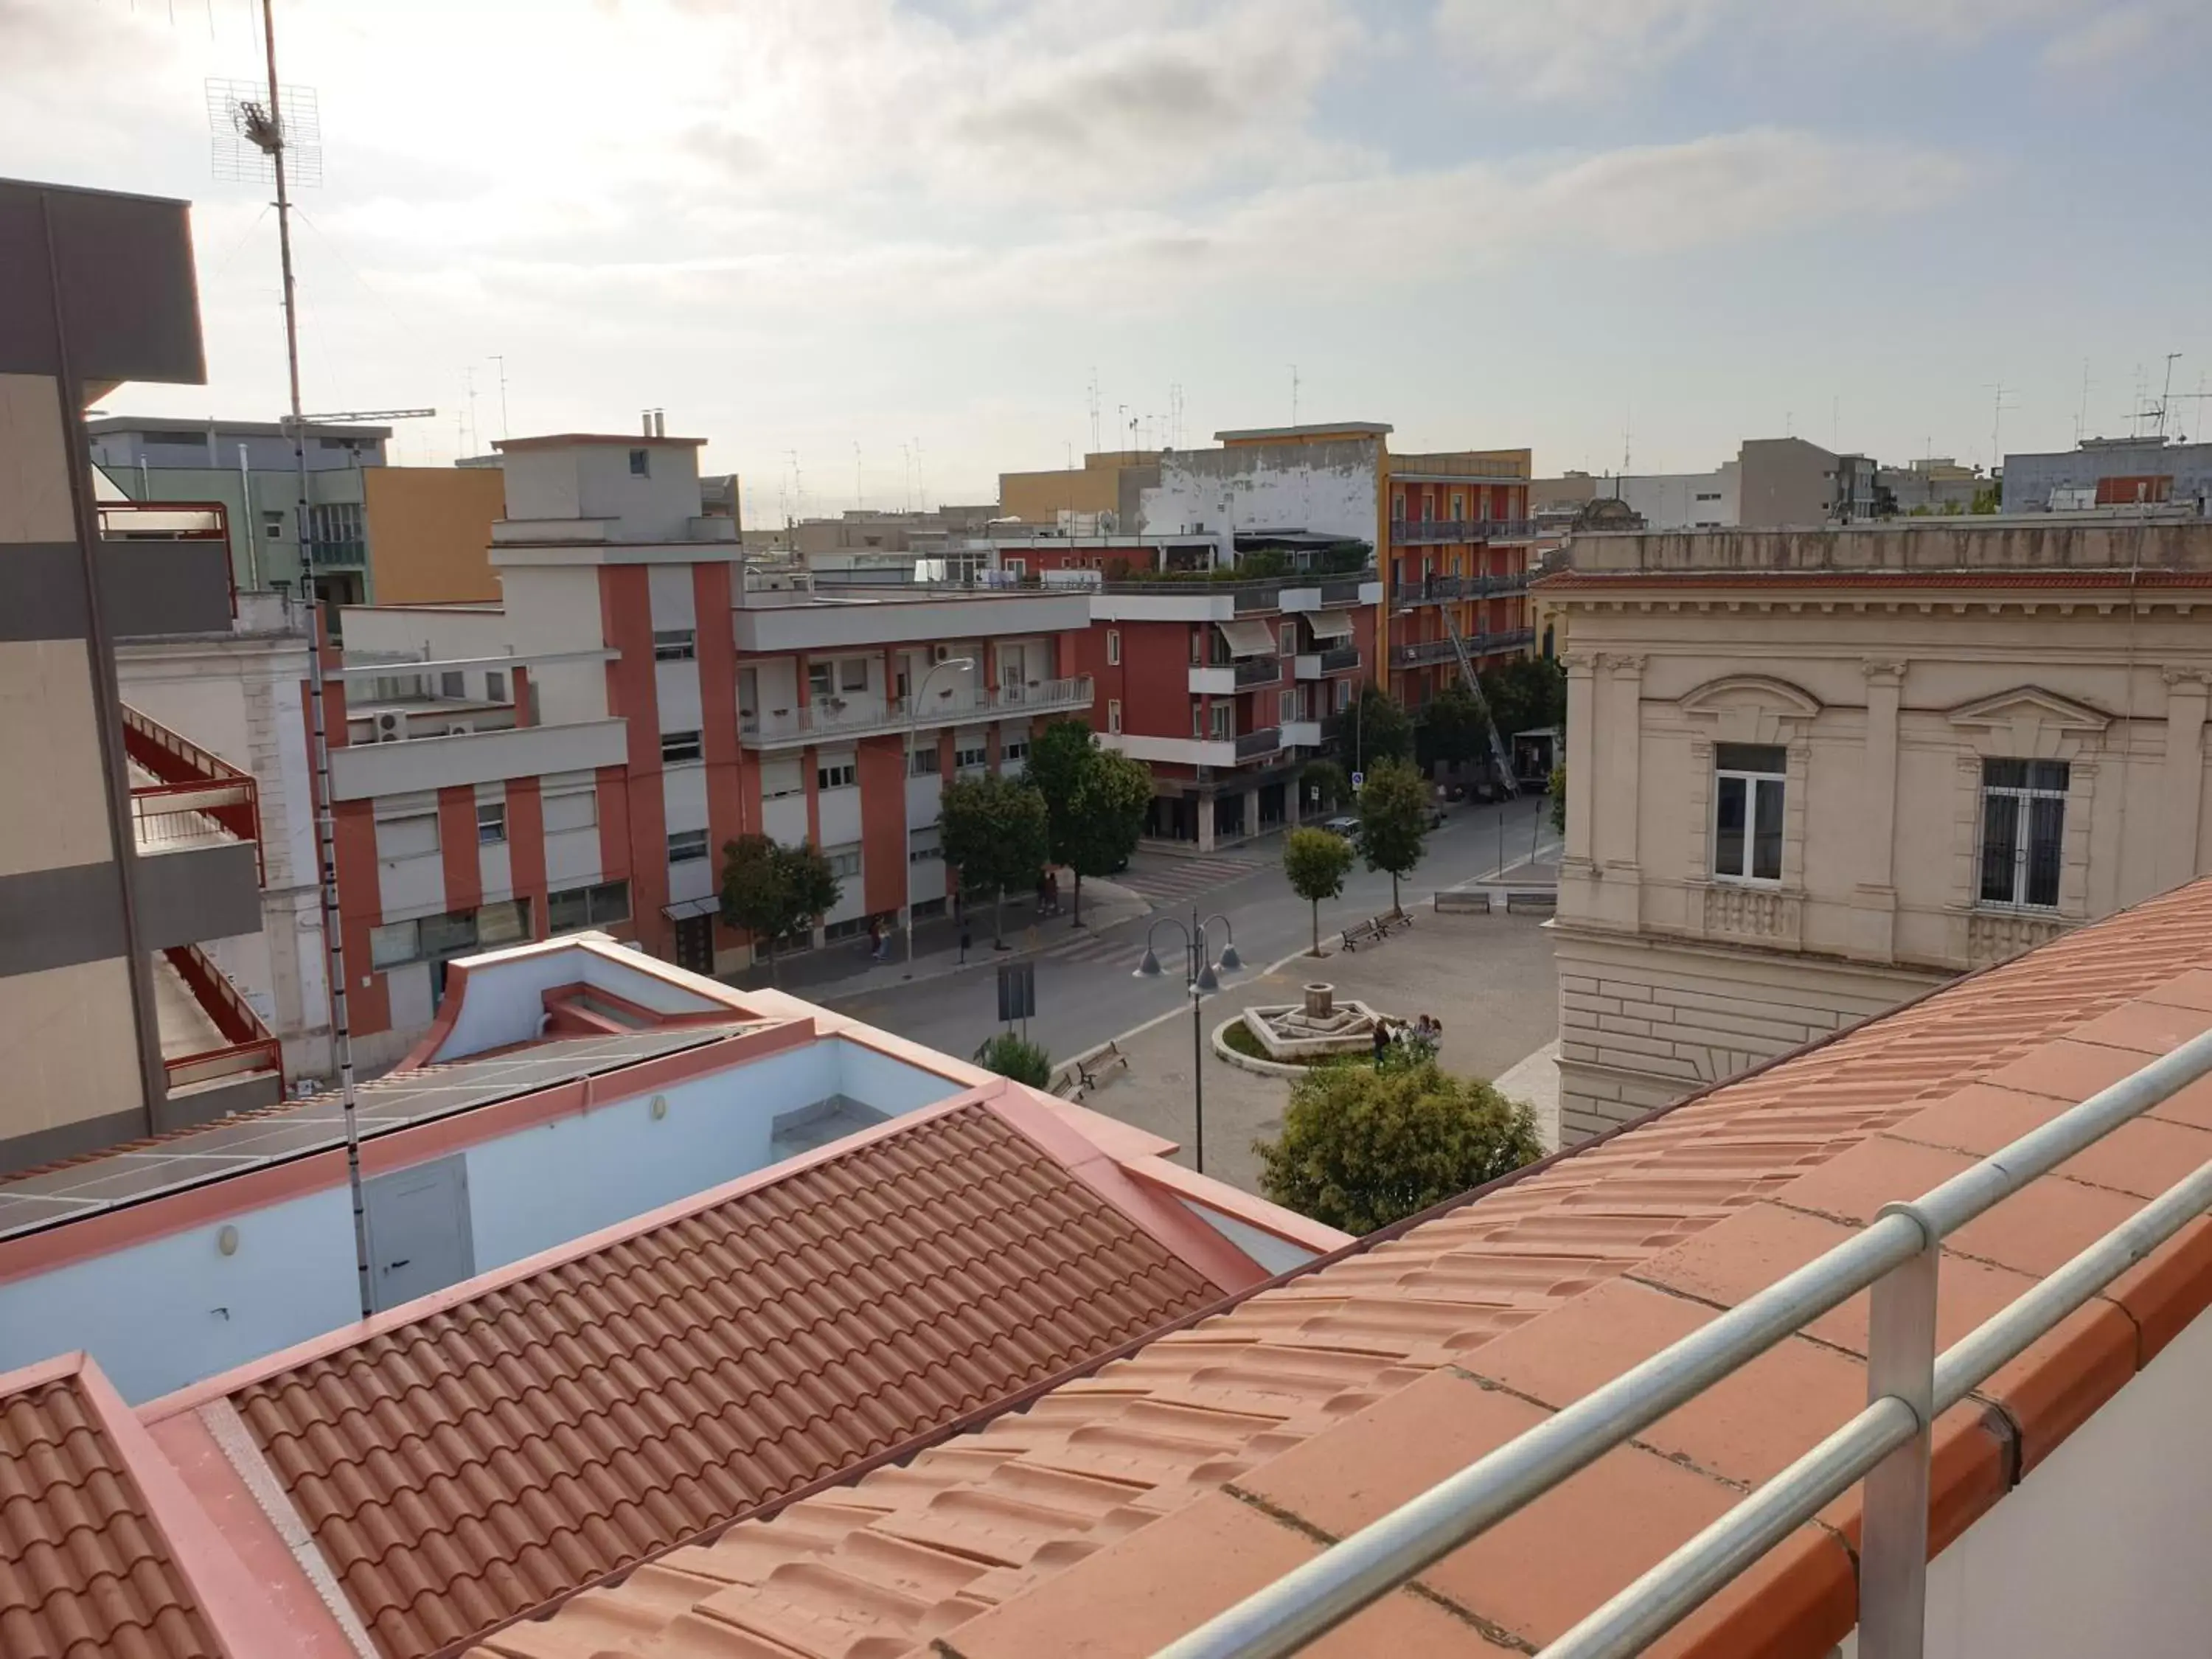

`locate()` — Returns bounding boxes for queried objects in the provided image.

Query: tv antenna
[490,355,510,441]
[205,76,321,187]
[1088,369,1102,456]
[209,0,374,1324]
[1986,382,2020,471]
[1290,364,1299,427]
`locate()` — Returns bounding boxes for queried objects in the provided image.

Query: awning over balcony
[660,897,720,922]
[1305,608,1355,641]
[1215,619,1276,658]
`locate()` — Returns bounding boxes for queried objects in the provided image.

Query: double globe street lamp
[1135,907,1240,1174]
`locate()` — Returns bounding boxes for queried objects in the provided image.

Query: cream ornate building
[1538,512,2212,1143]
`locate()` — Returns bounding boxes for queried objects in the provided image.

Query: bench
[1053,1040,1131,1101]
[1504,887,1559,914]
[1340,911,1413,952]
[1434,888,1491,915]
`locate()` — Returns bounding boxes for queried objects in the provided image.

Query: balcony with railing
[1389,627,1536,669]
[741,675,1094,748]
[122,705,262,883]
[156,943,282,1101]
[99,499,237,636]
[1392,570,1533,608]
[1234,726,1284,760]
[119,703,265,956]
[1388,517,1541,546]
[1234,655,1281,688]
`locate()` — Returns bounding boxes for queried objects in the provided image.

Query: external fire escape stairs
[1439,603,1520,797]
[119,703,283,1101]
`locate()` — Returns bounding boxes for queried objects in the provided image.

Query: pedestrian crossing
[1113,854,1265,905]
[1043,928,1146,967]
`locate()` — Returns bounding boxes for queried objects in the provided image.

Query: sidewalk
[723,877,1152,1001]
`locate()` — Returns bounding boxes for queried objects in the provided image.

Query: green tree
[975,1031,1053,1088]
[1283,827,1357,956]
[1301,758,1348,813]
[1548,764,1566,832]
[1970,482,2001,514]
[1356,757,1430,914]
[1338,682,1413,771]
[1254,1059,1543,1234]
[719,832,841,984]
[1419,678,1488,770]
[1478,655,1567,740]
[939,773,1050,946]
[1029,719,1152,925]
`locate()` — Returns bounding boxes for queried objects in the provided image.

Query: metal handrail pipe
[1540,1398,1918,1659]
[1152,1025,2212,1659]
[1547,1151,2212,1658]
[1935,1152,2212,1414]
[1150,1211,1928,1659]
[1910,1026,2212,1239]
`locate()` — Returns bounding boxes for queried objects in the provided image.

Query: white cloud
[1433,0,2202,99]
[1433,0,1728,100]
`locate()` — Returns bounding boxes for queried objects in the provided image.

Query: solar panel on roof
[0,1024,759,1243]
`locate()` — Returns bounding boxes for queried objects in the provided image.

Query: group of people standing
[1371,1012,1443,1066]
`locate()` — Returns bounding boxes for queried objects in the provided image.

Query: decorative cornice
[1862,659,1907,684]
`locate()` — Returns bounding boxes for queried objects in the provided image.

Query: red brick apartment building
[317,433,1091,1064]
[973,422,1538,846]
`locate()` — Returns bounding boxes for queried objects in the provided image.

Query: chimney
[642,410,653,437]
[653,408,666,439]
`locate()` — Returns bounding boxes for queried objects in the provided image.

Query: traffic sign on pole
[1350,770,1365,793]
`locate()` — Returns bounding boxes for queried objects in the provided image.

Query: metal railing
[122,704,265,881]
[1389,518,1541,546]
[1234,655,1281,687]
[740,675,1093,744]
[1390,629,1534,669]
[161,943,283,1091]
[1318,644,1362,672]
[1234,726,1283,759]
[1394,571,1533,607]
[1153,1027,2212,1659]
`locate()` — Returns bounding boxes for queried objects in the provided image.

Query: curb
[1211,1015,1314,1079]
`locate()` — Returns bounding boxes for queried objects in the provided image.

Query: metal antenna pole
[1190,904,1206,1175]
[260,0,373,1321]
[492,353,509,440]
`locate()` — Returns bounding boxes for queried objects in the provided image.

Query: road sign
[1351,770,1364,793]
[997,961,1037,1024]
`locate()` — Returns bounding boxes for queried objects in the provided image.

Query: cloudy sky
[7,0,2209,515]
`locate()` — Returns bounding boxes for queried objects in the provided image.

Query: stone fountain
[1237,983,1388,1065]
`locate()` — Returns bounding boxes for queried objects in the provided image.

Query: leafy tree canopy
[939,773,1051,939]
[1284,825,1357,956]
[1355,757,1430,909]
[1338,682,1413,769]
[719,833,841,980]
[1256,1059,1544,1234]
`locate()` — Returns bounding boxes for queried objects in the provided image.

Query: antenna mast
[248,0,375,1323]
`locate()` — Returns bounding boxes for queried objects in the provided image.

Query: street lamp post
[1135,905,1242,1174]
[904,655,975,978]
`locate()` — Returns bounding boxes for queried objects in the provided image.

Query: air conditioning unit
[372,712,405,742]
[931,644,953,664]
[443,721,475,737]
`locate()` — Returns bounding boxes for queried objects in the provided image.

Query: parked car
[1321,814,1360,839]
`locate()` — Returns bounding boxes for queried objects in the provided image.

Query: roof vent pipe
[642,410,653,437]
[654,408,666,439]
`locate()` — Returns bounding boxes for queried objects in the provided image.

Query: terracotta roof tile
[481,876,2212,1658]
[0,1360,224,1659]
[194,1100,1229,1658]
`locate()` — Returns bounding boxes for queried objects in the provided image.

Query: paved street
[825,792,1563,1071]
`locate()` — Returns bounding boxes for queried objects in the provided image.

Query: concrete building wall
[1000,451,1161,526]
[1737,437,1840,527]
[1141,438,1380,543]
[2002,438,2212,515]
[1548,526,2212,1141]
[361,467,506,604]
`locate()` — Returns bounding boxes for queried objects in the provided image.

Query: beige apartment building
[1538,511,2212,1144]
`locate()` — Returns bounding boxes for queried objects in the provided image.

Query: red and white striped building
[319,434,1092,1064]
